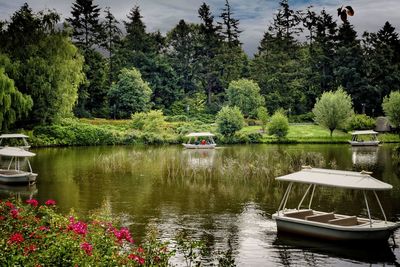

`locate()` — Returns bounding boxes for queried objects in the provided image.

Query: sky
[1,0,399,55]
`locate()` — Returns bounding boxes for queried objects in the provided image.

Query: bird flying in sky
[337,6,354,22]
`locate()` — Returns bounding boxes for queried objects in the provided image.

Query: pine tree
[103,7,121,85]
[66,0,104,51]
[218,0,241,47]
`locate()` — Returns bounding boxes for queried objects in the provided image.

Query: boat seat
[305,212,335,222]
[284,210,313,219]
[329,216,358,226]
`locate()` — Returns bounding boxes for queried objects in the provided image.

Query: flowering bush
[0,198,173,266]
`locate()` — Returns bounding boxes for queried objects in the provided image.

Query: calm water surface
[1,144,400,266]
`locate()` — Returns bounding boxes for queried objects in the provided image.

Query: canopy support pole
[27,159,33,173]
[278,182,293,215]
[7,156,14,170]
[373,190,387,223]
[297,184,312,210]
[308,184,316,209]
[282,182,293,212]
[363,190,372,227]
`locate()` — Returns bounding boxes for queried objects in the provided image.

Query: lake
[1,144,400,266]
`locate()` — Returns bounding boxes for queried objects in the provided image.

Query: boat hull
[0,169,37,185]
[182,144,216,149]
[273,215,398,242]
[349,141,380,146]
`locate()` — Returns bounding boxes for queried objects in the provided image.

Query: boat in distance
[349,130,380,146]
[182,132,217,149]
[272,167,399,242]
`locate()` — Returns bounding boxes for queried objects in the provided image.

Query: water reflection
[273,233,398,266]
[0,184,37,198]
[0,144,399,266]
[183,149,216,169]
[351,146,379,168]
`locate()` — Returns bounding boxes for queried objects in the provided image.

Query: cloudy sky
[1,0,399,55]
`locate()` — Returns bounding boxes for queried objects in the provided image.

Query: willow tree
[312,87,354,136]
[0,68,32,131]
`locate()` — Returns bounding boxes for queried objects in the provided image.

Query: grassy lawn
[240,124,399,144]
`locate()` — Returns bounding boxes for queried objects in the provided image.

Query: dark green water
[1,144,400,266]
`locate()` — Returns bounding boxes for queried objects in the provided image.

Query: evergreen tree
[363,22,400,115]
[198,3,223,107]
[334,22,368,113]
[124,6,148,52]
[103,7,121,85]
[66,0,104,51]
[218,0,241,47]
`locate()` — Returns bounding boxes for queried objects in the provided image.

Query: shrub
[0,198,172,266]
[346,114,376,131]
[131,110,166,133]
[216,106,245,136]
[268,110,289,138]
[165,115,189,122]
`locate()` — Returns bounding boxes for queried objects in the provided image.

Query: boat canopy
[351,130,378,135]
[276,168,392,190]
[0,147,35,157]
[185,132,215,137]
[0,134,29,138]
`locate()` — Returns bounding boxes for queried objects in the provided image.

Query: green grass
[240,124,400,144]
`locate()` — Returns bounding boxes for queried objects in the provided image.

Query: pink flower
[137,247,144,254]
[68,220,88,236]
[10,209,19,219]
[114,227,134,243]
[128,254,145,265]
[26,199,39,207]
[0,215,5,221]
[8,233,24,245]
[80,242,93,256]
[45,199,56,206]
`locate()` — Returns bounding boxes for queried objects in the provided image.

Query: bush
[165,115,188,122]
[0,198,172,266]
[131,110,166,133]
[346,114,376,131]
[216,106,245,136]
[268,110,289,138]
[257,106,269,132]
[383,91,400,130]
[288,112,314,123]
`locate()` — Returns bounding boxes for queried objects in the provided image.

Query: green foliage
[382,91,400,129]
[0,197,172,266]
[346,114,376,131]
[268,110,289,138]
[0,68,32,131]
[227,79,265,118]
[257,106,269,132]
[131,110,166,133]
[216,106,245,136]
[312,87,354,136]
[32,118,118,146]
[108,68,152,119]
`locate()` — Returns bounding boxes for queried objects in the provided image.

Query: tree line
[1,0,400,131]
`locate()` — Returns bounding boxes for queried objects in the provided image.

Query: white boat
[0,147,37,185]
[0,133,30,149]
[272,167,399,242]
[182,132,217,149]
[349,130,380,146]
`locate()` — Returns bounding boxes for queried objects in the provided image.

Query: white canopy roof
[0,147,35,157]
[276,168,392,190]
[0,134,29,138]
[351,130,378,135]
[186,132,215,137]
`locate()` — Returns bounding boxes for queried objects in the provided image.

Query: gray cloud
[1,0,399,56]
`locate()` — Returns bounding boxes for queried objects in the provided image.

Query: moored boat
[0,133,30,149]
[272,167,399,242]
[349,130,380,146]
[182,132,217,149]
[0,147,37,185]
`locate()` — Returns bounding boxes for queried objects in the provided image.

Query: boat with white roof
[272,166,399,242]
[0,133,30,149]
[182,132,217,149]
[0,147,37,185]
[349,130,380,146]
